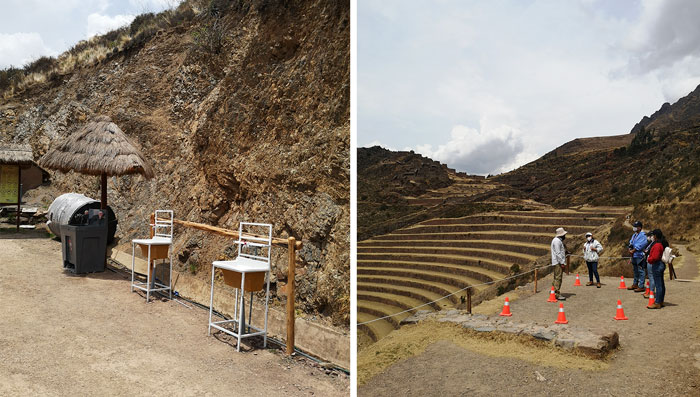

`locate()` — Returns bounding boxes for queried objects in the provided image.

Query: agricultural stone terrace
[358,206,628,345]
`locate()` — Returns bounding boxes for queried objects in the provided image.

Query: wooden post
[669,263,677,280]
[566,255,570,275]
[286,237,296,356]
[467,288,472,314]
[534,268,538,293]
[16,166,21,231]
[149,213,155,238]
[100,173,107,210]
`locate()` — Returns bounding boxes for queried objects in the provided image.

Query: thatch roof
[0,143,34,165]
[39,115,154,178]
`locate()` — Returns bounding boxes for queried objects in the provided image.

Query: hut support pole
[286,237,296,356]
[100,173,107,209]
[16,166,21,231]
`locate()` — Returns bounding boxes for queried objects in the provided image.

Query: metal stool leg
[237,272,246,352]
[248,291,253,334]
[208,264,215,336]
[146,246,151,303]
[131,242,135,292]
[168,247,173,299]
[264,270,270,348]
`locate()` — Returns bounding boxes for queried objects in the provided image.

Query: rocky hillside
[358,146,531,240]
[495,83,700,244]
[0,0,349,326]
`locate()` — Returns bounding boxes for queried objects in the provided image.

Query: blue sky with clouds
[359,0,700,175]
[0,0,178,69]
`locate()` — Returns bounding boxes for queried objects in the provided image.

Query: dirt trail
[0,236,348,396]
[675,244,699,280]
[359,264,700,395]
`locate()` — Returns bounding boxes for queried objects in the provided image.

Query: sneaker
[647,303,661,309]
[634,287,645,292]
[627,284,638,290]
[596,282,601,288]
[556,295,566,301]
[586,281,594,286]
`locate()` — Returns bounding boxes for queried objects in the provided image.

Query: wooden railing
[153,215,302,355]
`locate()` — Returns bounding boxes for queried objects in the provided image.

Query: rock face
[0,0,349,326]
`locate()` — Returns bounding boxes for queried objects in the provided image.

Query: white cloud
[359,0,700,175]
[415,123,525,176]
[86,13,136,38]
[0,32,56,69]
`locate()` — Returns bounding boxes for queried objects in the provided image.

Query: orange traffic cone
[574,274,582,286]
[646,292,655,308]
[499,297,512,317]
[617,276,627,289]
[554,303,568,324]
[644,279,650,296]
[613,299,628,320]
[547,286,557,302]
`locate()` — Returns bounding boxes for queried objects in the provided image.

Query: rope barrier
[357,254,640,326]
[567,254,633,260]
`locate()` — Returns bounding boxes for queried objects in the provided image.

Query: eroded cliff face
[0,0,350,326]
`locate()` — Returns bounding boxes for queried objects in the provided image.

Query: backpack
[662,246,674,264]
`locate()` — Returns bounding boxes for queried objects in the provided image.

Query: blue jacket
[629,231,648,259]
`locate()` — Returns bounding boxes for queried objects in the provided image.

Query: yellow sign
[0,165,19,203]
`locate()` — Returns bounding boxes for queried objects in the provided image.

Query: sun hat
[585,232,592,237]
[555,227,567,237]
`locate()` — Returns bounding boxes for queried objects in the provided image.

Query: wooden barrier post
[534,268,538,293]
[566,255,570,275]
[286,237,296,355]
[467,288,472,314]
[149,213,155,238]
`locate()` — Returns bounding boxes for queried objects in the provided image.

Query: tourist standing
[628,221,648,292]
[646,229,666,309]
[643,232,655,298]
[583,232,603,288]
[551,227,568,300]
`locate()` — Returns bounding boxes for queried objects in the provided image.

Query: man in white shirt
[551,227,568,300]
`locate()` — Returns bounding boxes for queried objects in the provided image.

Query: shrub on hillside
[191,17,229,55]
[0,67,24,92]
[24,56,57,74]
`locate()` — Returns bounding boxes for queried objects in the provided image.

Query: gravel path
[360,260,700,396]
[0,236,348,396]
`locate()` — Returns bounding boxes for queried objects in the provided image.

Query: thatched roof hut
[39,115,154,178]
[0,144,33,165]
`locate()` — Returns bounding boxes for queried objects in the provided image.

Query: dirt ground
[0,235,348,396]
[359,247,700,396]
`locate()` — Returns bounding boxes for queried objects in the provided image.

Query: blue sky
[0,0,178,69]
[359,0,700,175]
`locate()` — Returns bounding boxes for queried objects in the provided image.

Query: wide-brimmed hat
[555,227,568,237]
[585,232,592,237]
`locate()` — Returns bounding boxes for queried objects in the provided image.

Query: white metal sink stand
[131,210,173,302]
[209,222,272,351]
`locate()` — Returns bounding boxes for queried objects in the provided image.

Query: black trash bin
[61,209,108,274]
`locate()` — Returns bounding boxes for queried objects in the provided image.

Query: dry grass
[38,115,155,178]
[358,320,608,385]
[0,1,198,99]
